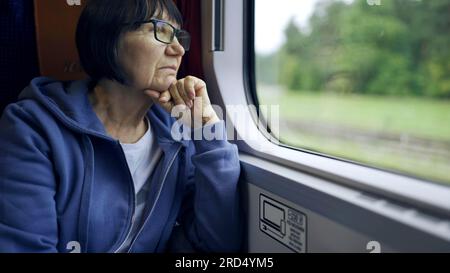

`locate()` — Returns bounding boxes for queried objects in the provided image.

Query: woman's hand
[145,76,220,129]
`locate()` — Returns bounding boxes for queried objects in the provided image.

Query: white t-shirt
[116,118,163,252]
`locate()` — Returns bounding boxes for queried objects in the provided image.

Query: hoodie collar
[19,77,189,148]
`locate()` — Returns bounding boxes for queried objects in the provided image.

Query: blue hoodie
[0,77,243,253]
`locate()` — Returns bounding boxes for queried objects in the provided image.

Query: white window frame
[200,0,450,217]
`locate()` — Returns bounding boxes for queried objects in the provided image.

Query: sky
[255,0,354,55]
[255,0,319,54]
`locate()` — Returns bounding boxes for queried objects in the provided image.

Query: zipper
[113,143,137,253]
[125,145,182,253]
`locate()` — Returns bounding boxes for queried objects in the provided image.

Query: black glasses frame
[133,18,191,51]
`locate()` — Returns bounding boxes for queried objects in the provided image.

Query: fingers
[158,90,174,112]
[143,76,210,127]
[184,76,196,100]
[159,90,171,103]
[192,77,206,93]
[176,80,190,108]
[176,78,194,108]
[145,90,160,100]
[144,90,174,113]
[169,83,186,108]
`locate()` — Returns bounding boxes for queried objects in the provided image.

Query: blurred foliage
[257,0,450,98]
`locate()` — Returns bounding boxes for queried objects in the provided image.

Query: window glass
[255,0,450,185]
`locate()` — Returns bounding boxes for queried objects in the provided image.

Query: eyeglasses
[134,19,191,51]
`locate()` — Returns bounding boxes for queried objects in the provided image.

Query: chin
[162,79,179,90]
[148,84,172,93]
[146,76,178,92]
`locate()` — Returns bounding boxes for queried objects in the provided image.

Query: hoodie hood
[18,77,186,146]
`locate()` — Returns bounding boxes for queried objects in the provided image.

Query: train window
[254,0,450,185]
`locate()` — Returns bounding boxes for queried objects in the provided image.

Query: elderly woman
[0,0,242,253]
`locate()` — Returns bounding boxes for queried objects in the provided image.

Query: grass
[257,85,450,185]
[258,87,450,142]
[281,130,450,185]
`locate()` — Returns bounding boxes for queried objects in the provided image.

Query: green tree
[276,0,450,98]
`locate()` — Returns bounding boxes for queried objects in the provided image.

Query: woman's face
[117,14,185,93]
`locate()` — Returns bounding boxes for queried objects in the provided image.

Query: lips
[160,65,177,71]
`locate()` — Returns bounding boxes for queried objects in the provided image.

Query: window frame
[200,0,450,218]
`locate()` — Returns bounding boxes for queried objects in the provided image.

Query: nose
[166,37,185,57]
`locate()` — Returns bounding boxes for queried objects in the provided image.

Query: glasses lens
[177,30,191,51]
[155,21,174,43]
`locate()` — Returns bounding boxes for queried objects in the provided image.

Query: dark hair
[76,0,182,85]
